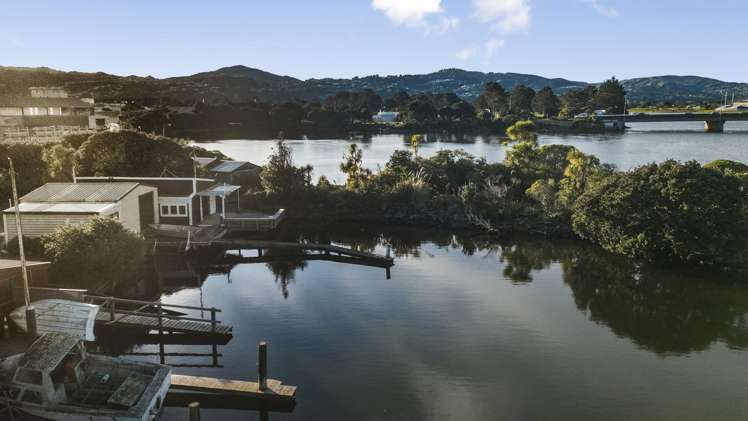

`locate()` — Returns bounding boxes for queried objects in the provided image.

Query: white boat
[0,333,171,421]
[9,299,99,341]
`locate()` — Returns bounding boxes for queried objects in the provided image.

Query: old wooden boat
[9,299,99,341]
[0,333,171,421]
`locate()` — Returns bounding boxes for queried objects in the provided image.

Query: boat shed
[77,177,241,226]
[2,182,158,244]
[208,160,260,184]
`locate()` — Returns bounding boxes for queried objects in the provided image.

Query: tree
[532,87,561,118]
[595,77,627,114]
[42,217,146,289]
[509,84,536,115]
[75,130,194,177]
[260,139,313,198]
[571,160,747,266]
[0,144,49,207]
[506,120,538,145]
[340,144,372,191]
[43,144,76,181]
[560,86,598,118]
[474,82,509,118]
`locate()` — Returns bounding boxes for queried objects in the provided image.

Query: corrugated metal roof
[3,202,116,214]
[210,161,258,173]
[194,157,217,168]
[197,184,241,197]
[21,182,138,203]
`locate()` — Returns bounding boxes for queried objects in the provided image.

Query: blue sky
[1,0,746,82]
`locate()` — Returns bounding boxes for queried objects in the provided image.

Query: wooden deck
[95,311,232,336]
[156,239,395,268]
[171,374,296,401]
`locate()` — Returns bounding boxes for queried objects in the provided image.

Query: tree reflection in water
[497,239,748,355]
[263,249,308,299]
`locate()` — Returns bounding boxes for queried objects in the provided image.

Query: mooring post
[26,306,36,338]
[258,341,268,390]
[188,401,201,421]
[386,246,391,259]
[210,308,216,334]
[157,302,163,336]
[109,298,116,321]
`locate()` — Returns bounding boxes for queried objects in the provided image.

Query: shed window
[160,203,188,217]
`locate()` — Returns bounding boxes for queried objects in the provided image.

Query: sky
[1,0,747,83]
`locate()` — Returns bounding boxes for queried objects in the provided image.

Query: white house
[373,111,400,123]
[2,182,158,243]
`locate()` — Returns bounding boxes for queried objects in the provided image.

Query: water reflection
[153,229,748,357]
[495,238,748,355]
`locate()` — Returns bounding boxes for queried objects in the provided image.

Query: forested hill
[1,65,746,104]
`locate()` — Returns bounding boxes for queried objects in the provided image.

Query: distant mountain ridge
[1,65,746,104]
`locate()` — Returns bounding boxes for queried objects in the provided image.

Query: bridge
[596,112,748,132]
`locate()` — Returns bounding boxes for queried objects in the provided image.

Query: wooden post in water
[109,298,116,321]
[188,401,201,421]
[25,307,36,338]
[258,341,268,390]
[157,302,163,336]
[210,308,216,334]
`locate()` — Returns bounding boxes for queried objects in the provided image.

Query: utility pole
[9,158,36,337]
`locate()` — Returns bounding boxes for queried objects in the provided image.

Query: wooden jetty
[169,342,296,405]
[17,288,233,338]
[171,375,296,401]
[155,239,395,268]
[87,295,233,337]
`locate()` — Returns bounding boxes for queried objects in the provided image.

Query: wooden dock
[171,375,296,401]
[86,296,233,338]
[155,239,395,268]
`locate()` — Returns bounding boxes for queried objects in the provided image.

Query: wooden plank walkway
[171,374,296,401]
[95,312,232,336]
[156,239,395,267]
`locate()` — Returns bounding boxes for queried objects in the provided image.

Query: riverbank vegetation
[247,121,748,269]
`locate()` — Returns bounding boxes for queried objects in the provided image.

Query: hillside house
[0,87,94,129]
[2,182,158,244]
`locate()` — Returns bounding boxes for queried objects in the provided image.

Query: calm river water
[104,124,748,420]
[194,122,748,184]
[93,229,748,421]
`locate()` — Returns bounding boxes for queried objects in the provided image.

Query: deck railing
[225,209,286,232]
[84,295,222,334]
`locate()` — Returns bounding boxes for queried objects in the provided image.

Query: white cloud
[582,0,619,17]
[435,16,460,33]
[372,0,444,26]
[456,46,479,61]
[473,0,531,32]
[485,39,505,58]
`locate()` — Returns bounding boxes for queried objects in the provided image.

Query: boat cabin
[8,333,86,406]
[0,332,171,420]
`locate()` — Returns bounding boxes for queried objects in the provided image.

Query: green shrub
[571,160,747,266]
[42,217,146,289]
